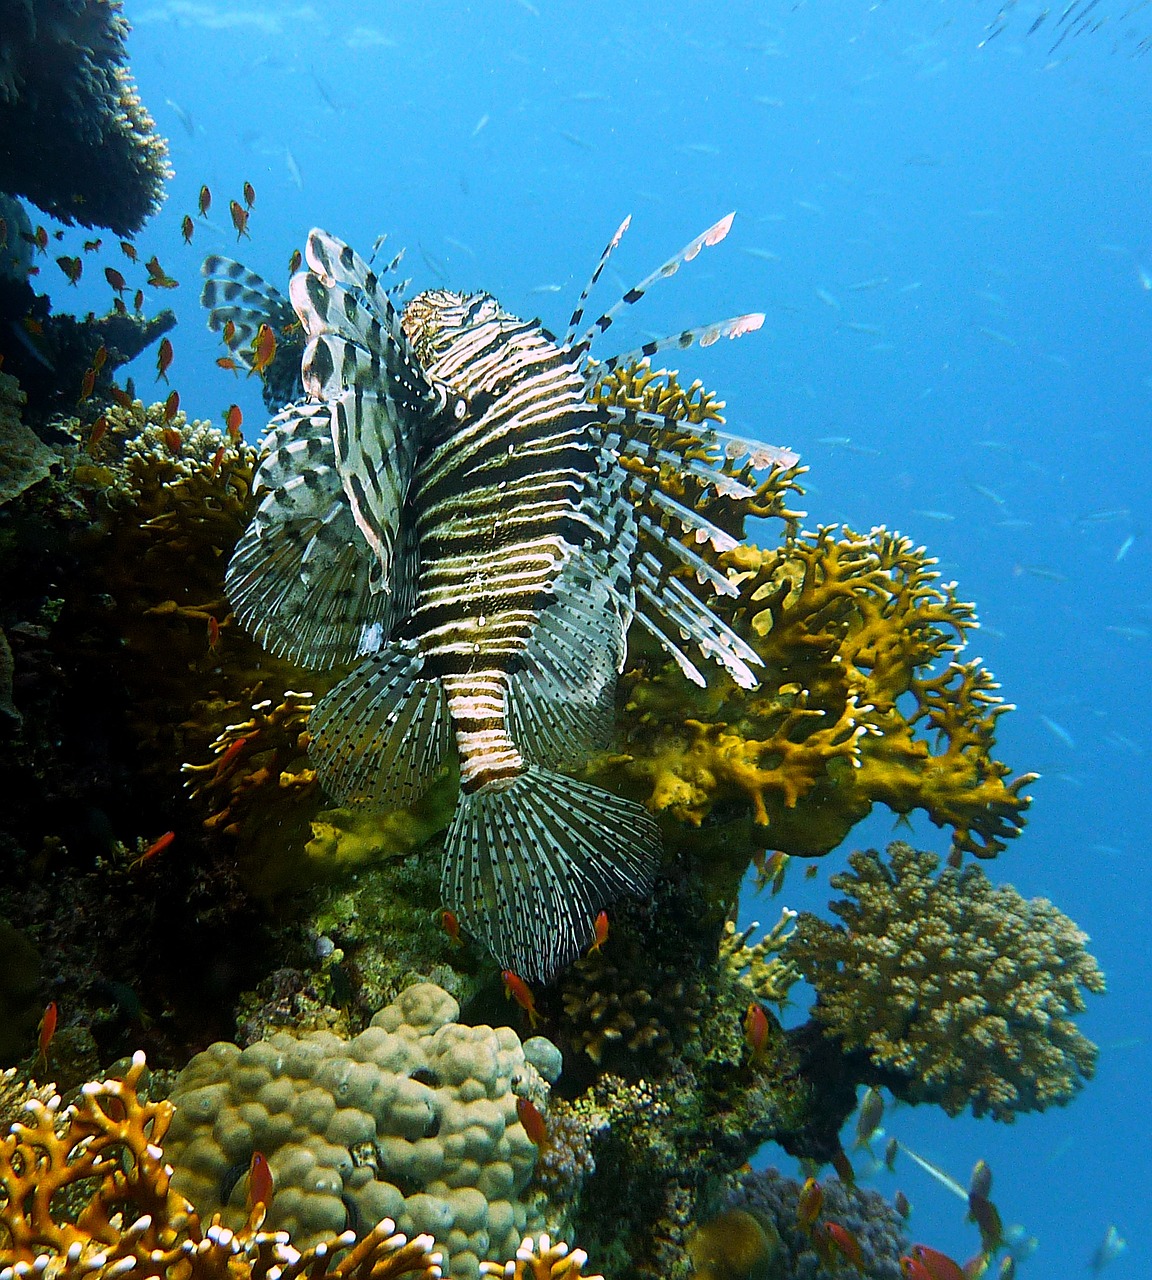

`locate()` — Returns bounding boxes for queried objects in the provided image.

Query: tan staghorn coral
[784,842,1106,1120]
[596,520,1035,867]
[480,1235,602,1280]
[718,912,801,1010]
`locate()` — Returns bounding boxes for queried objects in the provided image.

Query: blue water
[41,1,1151,1273]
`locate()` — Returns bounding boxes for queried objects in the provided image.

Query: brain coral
[784,842,1105,1120]
[164,983,552,1280]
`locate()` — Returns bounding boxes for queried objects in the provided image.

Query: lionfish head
[401,288,509,367]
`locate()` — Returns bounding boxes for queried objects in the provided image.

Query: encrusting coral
[784,842,1106,1120]
[0,1051,581,1280]
[0,0,170,235]
[162,983,553,1280]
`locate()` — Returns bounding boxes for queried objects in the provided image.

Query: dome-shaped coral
[784,842,1105,1120]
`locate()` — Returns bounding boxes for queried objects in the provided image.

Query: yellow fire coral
[783,842,1106,1121]
[480,1235,602,1280]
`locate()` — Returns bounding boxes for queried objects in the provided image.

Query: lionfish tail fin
[309,642,452,810]
[443,766,660,983]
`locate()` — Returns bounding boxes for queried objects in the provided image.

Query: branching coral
[718,911,800,1010]
[480,1235,602,1280]
[594,518,1035,866]
[784,842,1106,1120]
[0,0,170,234]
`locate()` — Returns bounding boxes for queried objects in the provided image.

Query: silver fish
[205,215,797,982]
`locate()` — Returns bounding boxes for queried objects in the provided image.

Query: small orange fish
[288,247,303,273]
[515,1096,547,1147]
[441,909,462,945]
[145,255,178,289]
[56,255,82,285]
[225,403,243,440]
[207,615,220,651]
[104,265,127,293]
[743,1002,770,1058]
[33,225,48,253]
[221,318,237,345]
[92,344,109,371]
[900,1259,935,1280]
[830,1145,856,1187]
[587,910,609,954]
[156,337,174,383]
[78,367,96,403]
[112,297,128,316]
[243,180,256,209]
[966,1193,1002,1253]
[83,238,102,253]
[181,214,194,244]
[214,735,248,778]
[88,414,109,453]
[907,1246,967,1280]
[217,356,240,375]
[163,390,180,422]
[119,239,138,262]
[804,864,819,879]
[211,444,227,474]
[110,385,135,409]
[825,1222,864,1271]
[250,323,277,375]
[230,200,250,240]
[501,969,541,1028]
[37,1001,57,1070]
[163,427,183,454]
[198,184,211,217]
[246,1151,274,1211]
[797,1177,823,1229]
[135,830,175,868]
[133,289,145,312]
[893,1189,910,1218]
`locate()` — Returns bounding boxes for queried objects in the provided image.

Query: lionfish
[202,214,798,982]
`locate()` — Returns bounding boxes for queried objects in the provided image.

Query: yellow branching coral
[784,842,1106,1120]
[718,912,801,1010]
[480,1235,603,1280]
[597,521,1035,863]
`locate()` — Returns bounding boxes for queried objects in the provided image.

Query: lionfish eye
[454,397,467,420]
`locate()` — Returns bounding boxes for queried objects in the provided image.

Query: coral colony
[0,4,1102,1278]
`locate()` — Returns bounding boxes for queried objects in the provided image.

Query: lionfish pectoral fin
[442,766,660,983]
[225,402,391,671]
[309,641,452,810]
[201,255,295,368]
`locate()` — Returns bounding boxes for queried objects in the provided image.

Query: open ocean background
[42,1,1150,1273]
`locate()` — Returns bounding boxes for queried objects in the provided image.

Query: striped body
[402,291,611,790]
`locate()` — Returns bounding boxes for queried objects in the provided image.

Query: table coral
[163,983,552,1280]
[0,0,170,234]
[784,842,1106,1120]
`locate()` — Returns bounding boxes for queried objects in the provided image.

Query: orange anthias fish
[217,356,240,375]
[83,238,102,252]
[744,1002,770,1058]
[211,445,227,475]
[515,1096,547,1147]
[104,265,127,293]
[163,427,183,454]
[501,969,541,1028]
[250,323,277,375]
[222,318,237,345]
[156,337,174,383]
[225,403,243,440]
[181,214,194,244]
[243,180,256,209]
[37,1001,57,1070]
[92,344,108,371]
[88,414,109,453]
[133,289,145,312]
[288,247,302,273]
[797,1177,823,1229]
[825,1222,865,1271]
[907,1245,968,1280]
[56,255,82,285]
[752,848,789,894]
[132,830,175,870]
[586,910,609,954]
[110,385,135,409]
[441,909,463,945]
[901,1259,935,1280]
[246,1151,274,1211]
[214,735,249,779]
[120,239,138,261]
[145,255,178,289]
[78,368,97,403]
[230,199,250,240]
[198,184,211,217]
[967,1193,1003,1253]
[163,390,180,422]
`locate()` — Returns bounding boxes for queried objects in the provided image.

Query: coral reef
[0,371,55,506]
[784,842,1106,1120]
[0,0,170,235]
[685,1209,782,1280]
[725,1167,909,1280]
[591,516,1035,871]
[163,983,552,1280]
[480,1235,602,1280]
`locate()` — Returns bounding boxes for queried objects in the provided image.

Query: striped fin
[574,212,736,355]
[563,215,631,349]
[594,311,765,380]
[224,403,392,670]
[201,255,295,368]
[442,766,660,982]
[604,404,801,477]
[309,641,452,809]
